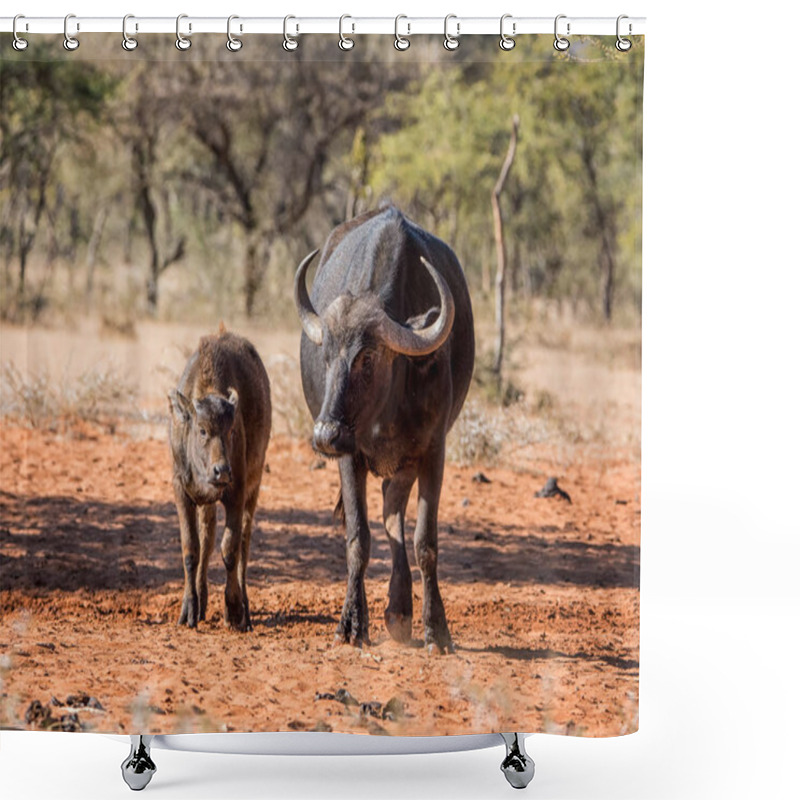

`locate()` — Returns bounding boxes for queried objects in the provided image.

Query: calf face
[169,388,238,503]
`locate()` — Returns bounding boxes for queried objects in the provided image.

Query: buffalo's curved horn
[293,249,323,345]
[377,256,455,357]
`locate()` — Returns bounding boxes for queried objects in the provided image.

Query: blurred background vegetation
[0,34,642,330]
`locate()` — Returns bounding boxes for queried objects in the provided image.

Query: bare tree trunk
[84,206,108,304]
[491,115,520,380]
[134,141,185,316]
[580,141,617,323]
[16,171,49,311]
[243,235,260,318]
[600,228,616,322]
[142,186,160,315]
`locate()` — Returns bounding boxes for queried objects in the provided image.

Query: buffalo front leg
[382,470,416,643]
[335,454,371,647]
[196,504,216,622]
[414,444,453,654]
[221,499,248,632]
[174,482,201,628]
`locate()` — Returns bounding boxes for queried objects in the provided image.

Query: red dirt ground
[0,423,639,738]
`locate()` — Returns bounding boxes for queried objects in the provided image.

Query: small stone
[534,477,572,504]
[334,688,359,707]
[382,696,405,721]
[359,701,383,719]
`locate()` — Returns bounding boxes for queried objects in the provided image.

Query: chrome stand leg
[500,733,535,789]
[121,735,156,791]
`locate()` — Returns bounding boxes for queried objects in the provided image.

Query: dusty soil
[0,319,640,738]
[0,424,639,738]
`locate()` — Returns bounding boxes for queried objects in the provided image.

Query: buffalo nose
[313,420,342,453]
[212,463,232,484]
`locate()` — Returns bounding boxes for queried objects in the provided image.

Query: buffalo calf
[168,328,271,632]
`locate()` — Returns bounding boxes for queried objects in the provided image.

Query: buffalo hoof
[121,736,156,791]
[500,733,535,790]
[424,625,454,655]
[335,600,370,648]
[224,595,250,632]
[224,612,251,633]
[384,611,412,644]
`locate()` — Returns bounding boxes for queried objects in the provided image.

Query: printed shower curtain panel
[0,30,643,746]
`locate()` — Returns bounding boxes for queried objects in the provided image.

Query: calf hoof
[177,598,199,628]
[384,611,412,644]
[333,629,369,648]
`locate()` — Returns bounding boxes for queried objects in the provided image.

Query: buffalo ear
[227,388,239,409]
[168,390,193,423]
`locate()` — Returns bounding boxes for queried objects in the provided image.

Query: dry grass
[447,398,552,467]
[0,360,138,433]
[266,354,313,440]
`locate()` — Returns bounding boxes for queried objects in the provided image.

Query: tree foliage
[0,36,643,325]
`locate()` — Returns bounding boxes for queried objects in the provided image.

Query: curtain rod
[0,16,646,37]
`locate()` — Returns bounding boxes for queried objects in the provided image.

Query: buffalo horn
[377,256,455,356]
[293,249,324,345]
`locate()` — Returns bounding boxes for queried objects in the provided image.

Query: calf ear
[168,390,193,423]
[227,387,239,409]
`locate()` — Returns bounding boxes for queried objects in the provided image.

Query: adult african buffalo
[294,207,474,653]
[168,328,271,632]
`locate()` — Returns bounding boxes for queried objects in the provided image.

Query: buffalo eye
[199,427,208,439]
[359,351,374,381]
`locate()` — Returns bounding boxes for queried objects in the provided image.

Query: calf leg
[382,469,416,643]
[414,443,453,654]
[174,482,200,628]
[335,454,371,647]
[237,488,259,631]
[221,498,247,632]
[196,504,216,622]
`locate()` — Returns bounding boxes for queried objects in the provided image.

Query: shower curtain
[0,30,643,740]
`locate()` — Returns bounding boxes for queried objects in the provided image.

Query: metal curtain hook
[122,14,138,51]
[339,14,354,50]
[283,15,298,51]
[63,13,79,51]
[443,14,460,51]
[499,14,515,50]
[616,14,632,51]
[394,14,410,51]
[227,15,243,51]
[554,14,570,51]
[12,14,28,51]
[176,13,191,51]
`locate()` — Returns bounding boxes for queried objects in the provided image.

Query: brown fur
[168,330,271,632]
